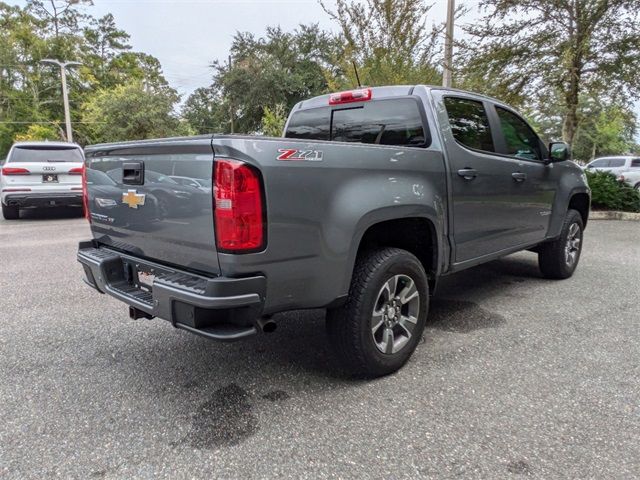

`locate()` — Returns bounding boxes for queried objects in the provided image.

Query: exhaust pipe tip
[256,316,277,333]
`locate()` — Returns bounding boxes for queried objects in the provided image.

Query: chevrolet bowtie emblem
[122,189,146,209]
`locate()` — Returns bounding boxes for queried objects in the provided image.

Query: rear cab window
[285,97,429,147]
[9,145,83,163]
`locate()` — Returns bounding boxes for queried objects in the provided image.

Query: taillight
[1,167,30,175]
[213,158,265,252]
[81,165,90,222]
[329,88,372,105]
[68,167,83,175]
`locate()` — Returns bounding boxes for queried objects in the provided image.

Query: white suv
[1,141,85,220]
[584,156,640,174]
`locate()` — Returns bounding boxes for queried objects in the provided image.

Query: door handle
[512,172,527,182]
[457,168,478,180]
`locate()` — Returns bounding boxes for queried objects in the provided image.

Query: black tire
[326,247,429,377]
[634,182,640,190]
[538,209,584,279]
[2,203,19,220]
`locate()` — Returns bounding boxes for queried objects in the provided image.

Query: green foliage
[320,0,441,88]
[260,104,287,137]
[460,0,640,150]
[80,81,190,143]
[187,25,340,134]
[14,123,60,141]
[0,0,178,155]
[586,171,640,212]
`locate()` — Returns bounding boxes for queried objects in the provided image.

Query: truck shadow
[129,253,541,386]
[113,253,544,449]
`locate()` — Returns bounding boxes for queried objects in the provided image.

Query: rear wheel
[326,247,429,377]
[634,182,640,190]
[538,209,584,279]
[2,203,19,220]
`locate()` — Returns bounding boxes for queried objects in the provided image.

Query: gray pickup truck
[78,85,590,376]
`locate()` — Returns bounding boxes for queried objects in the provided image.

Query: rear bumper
[77,240,266,341]
[3,192,82,208]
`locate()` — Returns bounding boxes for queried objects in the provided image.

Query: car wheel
[2,203,19,220]
[326,247,429,377]
[634,182,640,190]
[538,209,584,279]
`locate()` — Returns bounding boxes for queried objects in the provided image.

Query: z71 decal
[277,149,323,162]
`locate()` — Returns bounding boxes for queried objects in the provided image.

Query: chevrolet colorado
[78,85,590,376]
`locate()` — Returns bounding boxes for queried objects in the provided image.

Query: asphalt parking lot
[1,209,638,479]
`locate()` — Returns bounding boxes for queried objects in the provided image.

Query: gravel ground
[0,208,638,479]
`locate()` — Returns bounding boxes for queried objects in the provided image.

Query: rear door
[435,93,525,263]
[85,140,219,275]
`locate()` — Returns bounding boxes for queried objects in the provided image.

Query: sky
[7,0,480,99]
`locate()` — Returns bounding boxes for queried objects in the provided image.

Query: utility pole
[41,59,82,143]
[228,55,234,134]
[442,0,455,88]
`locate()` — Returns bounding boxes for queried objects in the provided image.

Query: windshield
[10,146,83,163]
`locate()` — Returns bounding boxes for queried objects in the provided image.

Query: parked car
[1,141,84,220]
[617,170,640,190]
[77,85,590,377]
[584,156,640,174]
[170,175,212,193]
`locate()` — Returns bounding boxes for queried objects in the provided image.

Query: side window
[588,159,607,168]
[609,158,625,168]
[496,107,542,160]
[631,159,640,168]
[444,97,495,152]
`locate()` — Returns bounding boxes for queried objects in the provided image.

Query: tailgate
[84,139,220,275]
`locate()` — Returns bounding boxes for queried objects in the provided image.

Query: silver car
[1,141,85,220]
[617,170,640,190]
[584,156,640,174]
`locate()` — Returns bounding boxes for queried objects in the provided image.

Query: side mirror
[548,142,570,163]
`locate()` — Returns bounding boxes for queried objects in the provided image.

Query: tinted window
[285,99,427,146]
[609,158,625,168]
[589,159,608,168]
[496,107,541,160]
[444,97,494,152]
[10,146,83,163]
[285,107,330,141]
[631,159,640,168]
[331,99,426,146]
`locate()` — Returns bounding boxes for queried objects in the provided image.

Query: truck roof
[291,85,510,112]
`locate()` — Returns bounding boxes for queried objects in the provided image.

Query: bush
[585,171,640,212]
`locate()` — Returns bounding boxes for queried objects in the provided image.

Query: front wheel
[326,247,429,377]
[538,209,584,279]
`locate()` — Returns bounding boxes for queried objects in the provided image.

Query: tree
[184,25,339,135]
[462,0,640,149]
[14,122,60,141]
[320,0,442,88]
[260,104,287,137]
[80,81,190,143]
[0,0,176,155]
[181,86,227,134]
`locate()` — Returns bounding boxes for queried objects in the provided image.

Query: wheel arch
[343,211,443,297]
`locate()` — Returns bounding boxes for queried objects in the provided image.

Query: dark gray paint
[83,86,590,315]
